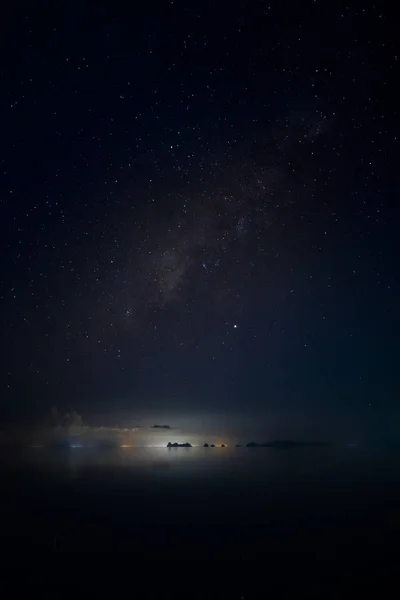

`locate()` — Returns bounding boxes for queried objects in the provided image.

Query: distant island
[166,442,192,447]
[246,440,329,448]
[165,440,329,449]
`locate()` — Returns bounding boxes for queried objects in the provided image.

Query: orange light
[120,444,132,448]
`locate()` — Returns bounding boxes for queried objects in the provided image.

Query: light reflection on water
[6,445,400,486]
[3,445,400,555]
[23,446,253,475]
[4,446,295,479]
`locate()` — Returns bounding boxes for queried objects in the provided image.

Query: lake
[2,446,399,558]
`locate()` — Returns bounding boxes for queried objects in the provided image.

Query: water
[2,446,399,557]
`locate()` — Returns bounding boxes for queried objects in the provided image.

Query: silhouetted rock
[210,444,215,447]
[203,443,209,447]
[166,442,192,447]
[268,440,329,448]
[246,440,330,448]
[221,444,226,447]
[269,440,299,448]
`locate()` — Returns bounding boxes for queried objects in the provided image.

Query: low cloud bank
[38,408,174,446]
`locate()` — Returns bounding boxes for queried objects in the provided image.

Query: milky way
[0,3,397,437]
[86,122,324,341]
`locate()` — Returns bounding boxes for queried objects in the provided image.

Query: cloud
[51,407,83,433]
[39,409,187,447]
[49,407,142,438]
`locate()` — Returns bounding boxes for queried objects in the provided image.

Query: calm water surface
[2,446,399,556]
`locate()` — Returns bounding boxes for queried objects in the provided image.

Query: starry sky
[0,2,398,439]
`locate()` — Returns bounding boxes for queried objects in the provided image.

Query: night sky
[0,2,397,439]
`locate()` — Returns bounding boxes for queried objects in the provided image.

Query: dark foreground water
[2,446,400,558]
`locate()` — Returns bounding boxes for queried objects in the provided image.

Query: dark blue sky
[0,1,397,438]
